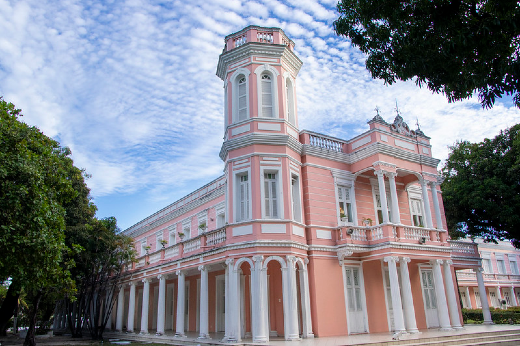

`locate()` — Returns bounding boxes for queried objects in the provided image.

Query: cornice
[220,133,302,161]
[125,186,226,239]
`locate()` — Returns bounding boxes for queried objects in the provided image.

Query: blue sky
[1,0,519,231]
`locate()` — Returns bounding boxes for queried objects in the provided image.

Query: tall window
[482,255,493,273]
[237,174,250,221]
[264,173,278,218]
[261,74,273,117]
[291,175,302,222]
[510,256,519,275]
[286,77,295,124]
[237,76,247,121]
[375,192,392,224]
[338,186,353,223]
[496,256,506,274]
[410,199,424,227]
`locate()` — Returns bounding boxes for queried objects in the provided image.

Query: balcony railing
[337,224,445,246]
[449,240,479,258]
[130,227,227,271]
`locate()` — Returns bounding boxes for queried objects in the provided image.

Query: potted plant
[340,212,348,222]
[362,217,373,226]
[178,232,185,240]
[199,222,207,232]
[144,245,151,254]
[160,239,167,248]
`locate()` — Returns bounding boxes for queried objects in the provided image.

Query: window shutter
[261,74,273,117]
[238,77,247,121]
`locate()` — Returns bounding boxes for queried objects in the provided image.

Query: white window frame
[168,224,177,246]
[371,181,392,224]
[155,230,164,250]
[509,255,519,275]
[254,64,279,119]
[337,184,354,225]
[407,185,425,227]
[496,253,506,274]
[260,166,283,219]
[481,252,493,273]
[233,168,252,223]
[182,218,191,240]
[230,68,250,124]
[291,172,302,223]
[284,73,296,125]
[215,202,226,228]
[140,239,147,256]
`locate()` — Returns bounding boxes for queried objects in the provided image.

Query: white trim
[230,68,251,124]
[283,72,296,126]
[260,166,284,219]
[254,64,280,119]
[233,167,252,223]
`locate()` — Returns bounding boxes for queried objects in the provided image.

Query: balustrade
[234,35,246,48]
[164,245,179,258]
[257,32,273,43]
[403,226,430,240]
[371,227,384,240]
[309,134,344,152]
[183,238,201,253]
[149,252,161,264]
[449,241,478,255]
[206,227,226,246]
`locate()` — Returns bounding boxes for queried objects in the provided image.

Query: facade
[54,26,494,341]
[457,239,520,310]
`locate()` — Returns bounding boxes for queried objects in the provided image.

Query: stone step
[355,331,520,346]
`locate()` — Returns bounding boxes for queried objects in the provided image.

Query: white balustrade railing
[309,134,343,152]
[206,228,226,246]
[164,245,179,258]
[449,241,477,255]
[184,238,201,253]
[351,228,368,241]
[403,226,430,240]
[234,35,246,48]
[136,258,145,268]
[149,252,161,264]
[257,32,273,43]
[371,227,384,240]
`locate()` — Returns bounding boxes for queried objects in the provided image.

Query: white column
[223,258,239,342]
[430,182,443,229]
[384,256,406,332]
[475,268,493,324]
[465,286,473,309]
[350,184,359,226]
[156,275,166,335]
[375,170,389,223]
[284,256,300,340]
[430,260,452,330]
[399,257,418,333]
[175,270,186,337]
[420,179,434,228]
[442,261,462,329]
[497,286,503,302]
[387,172,401,224]
[252,255,268,343]
[127,282,136,333]
[140,278,150,334]
[198,265,210,339]
[511,287,518,306]
[116,287,125,332]
[299,258,314,338]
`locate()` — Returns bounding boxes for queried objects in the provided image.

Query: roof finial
[395,100,401,117]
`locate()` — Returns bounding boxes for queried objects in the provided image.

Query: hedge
[462,308,520,324]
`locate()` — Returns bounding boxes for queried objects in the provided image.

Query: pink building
[457,239,520,311]
[86,26,491,341]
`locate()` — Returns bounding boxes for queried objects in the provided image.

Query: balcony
[224,26,294,52]
[337,224,448,246]
[129,227,227,271]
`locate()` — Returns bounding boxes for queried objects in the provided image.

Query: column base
[222,336,240,343]
[197,334,211,340]
[139,331,149,335]
[155,332,164,336]
[483,321,494,325]
[285,334,301,341]
[252,336,269,343]
[126,330,134,334]
[452,326,464,330]
[407,329,420,334]
[174,333,187,338]
[303,333,315,338]
[439,327,453,331]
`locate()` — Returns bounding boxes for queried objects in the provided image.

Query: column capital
[142,277,151,283]
[225,258,234,266]
[252,255,264,263]
[176,269,184,276]
[198,265,206,271]
[443,259,453,266]
[157,274,167,281]
[129,281,137,287]
[374,169,385,178]
[429,259,443,266]
[384,256,399,263]
[286,255,297,265]
[386,171,398,179]
[399,257,411,264]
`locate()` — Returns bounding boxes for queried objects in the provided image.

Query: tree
[441,124,520,246]
[0,97,77,345]
[333,0,520,109]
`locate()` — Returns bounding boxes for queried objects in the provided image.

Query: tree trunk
[24,290,43,346]
[0,281,21,335]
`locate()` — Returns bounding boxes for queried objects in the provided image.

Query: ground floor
[459,284,520,309]
[53,247,484,342]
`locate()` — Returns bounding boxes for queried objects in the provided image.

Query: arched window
[237,75,247,121]
[261,73,273,117]
[286,77,295,125]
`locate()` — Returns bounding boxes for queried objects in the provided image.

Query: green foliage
[333,0,520,109]
[462,308,520,324]
[441,124,520,246]
[0,97,76,293]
